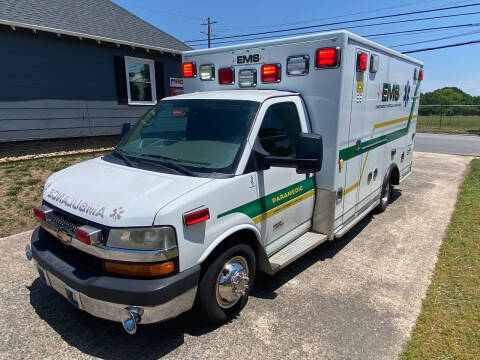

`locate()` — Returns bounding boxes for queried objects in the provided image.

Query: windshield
[116,99,259,175]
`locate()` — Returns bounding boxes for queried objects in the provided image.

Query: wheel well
[390,165,400,185]
[200,229,267,276]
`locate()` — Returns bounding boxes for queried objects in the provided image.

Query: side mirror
[295,133,323,174]
[121,122,131,137]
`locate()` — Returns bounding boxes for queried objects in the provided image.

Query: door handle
[355,139,361,152]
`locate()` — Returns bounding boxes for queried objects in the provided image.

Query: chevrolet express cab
[27,30,423,334]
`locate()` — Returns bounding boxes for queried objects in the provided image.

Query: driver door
[251,97,315,255]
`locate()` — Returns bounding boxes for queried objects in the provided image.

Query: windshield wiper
[135,155,197,177]
[140,153,210,166]
[113,149,134,167]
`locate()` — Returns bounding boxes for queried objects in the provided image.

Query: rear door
[250,97,315,255]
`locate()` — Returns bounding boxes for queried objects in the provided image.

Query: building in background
[0,0,190,142]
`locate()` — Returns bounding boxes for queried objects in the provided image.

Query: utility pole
[201,17,217,48]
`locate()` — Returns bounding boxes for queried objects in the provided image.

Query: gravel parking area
[0,152,472,360]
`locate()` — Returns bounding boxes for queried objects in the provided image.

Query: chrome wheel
[215,255,250,309]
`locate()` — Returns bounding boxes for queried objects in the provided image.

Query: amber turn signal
[104,261,175,277]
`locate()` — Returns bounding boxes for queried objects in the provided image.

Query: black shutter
[154,61,165,100]
[113,56,128,104]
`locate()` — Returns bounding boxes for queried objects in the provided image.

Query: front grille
[49,213,79,234]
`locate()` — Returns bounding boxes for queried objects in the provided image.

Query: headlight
[107,227,177,251]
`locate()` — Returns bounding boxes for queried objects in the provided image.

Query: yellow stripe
[373,114,417,130]
[252,189,315,224]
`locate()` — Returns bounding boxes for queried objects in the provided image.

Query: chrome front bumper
[34,261,197,324]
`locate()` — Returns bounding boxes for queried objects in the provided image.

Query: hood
[43,157,213,227]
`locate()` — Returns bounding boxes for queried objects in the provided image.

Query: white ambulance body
[27,30,423,333]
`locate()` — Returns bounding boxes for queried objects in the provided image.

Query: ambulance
[26,30,423,334]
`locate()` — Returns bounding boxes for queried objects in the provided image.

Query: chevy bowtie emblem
[110,207,124,221]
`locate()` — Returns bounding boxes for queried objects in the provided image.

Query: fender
[197,222,262,264]
[384,163,400,187]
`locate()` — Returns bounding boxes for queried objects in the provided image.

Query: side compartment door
[342,48,370,223]
[250,97,315,255]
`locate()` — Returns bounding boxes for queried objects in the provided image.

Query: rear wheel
[197,244,256,324]
[376,175,392,213]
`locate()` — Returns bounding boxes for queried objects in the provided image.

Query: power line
[390,29,480,48]
[184,2,480,43]
[402,38,480,52]
[190,19,480,48]
[114,0,203,22]
[213,0,441,33]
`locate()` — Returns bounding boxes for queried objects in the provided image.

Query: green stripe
[339,78,422,162]
[218,177,315,219]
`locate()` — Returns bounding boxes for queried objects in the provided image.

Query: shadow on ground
[28,190,401,359]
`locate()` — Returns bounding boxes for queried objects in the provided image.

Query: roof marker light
[184,208,210,226]
[356,52,368,72]
[261,64,281,83]
[218,67,235,84]
[315,47,341,68]
[182,62,196,78]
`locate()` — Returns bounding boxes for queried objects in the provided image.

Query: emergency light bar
[199,64,215,81]
[218,67,235,84]
[182,62,196,78]
[419,70,424,80]
[239,69,257,88]
[356,52,368,72]
[287,55,309,76]
[315,47,340,68]
[261,64,281,83]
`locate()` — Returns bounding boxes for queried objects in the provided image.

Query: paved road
[0,153,472,359]
[415,133,480,155]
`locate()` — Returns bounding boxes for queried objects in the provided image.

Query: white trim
[124,56,157,106]
[0,19,184,55]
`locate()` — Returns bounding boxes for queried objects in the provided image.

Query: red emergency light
[184,208,210,226]
[356,52,368,72]
[218,67,234,84]
[75,227,91,245]
[33,207,46,221]
[182,62,196,78]
[419,70,424,80]
[261,64,281,83]
[315,47,340,68]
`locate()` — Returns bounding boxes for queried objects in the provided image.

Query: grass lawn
[402,159,480,359]
[0,153,106,237]
[417,115,480,135]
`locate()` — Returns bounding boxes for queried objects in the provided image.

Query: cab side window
[259,102,302,157]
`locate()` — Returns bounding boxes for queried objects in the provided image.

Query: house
[0,0,190,142]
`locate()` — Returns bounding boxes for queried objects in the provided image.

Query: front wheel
[196,244,256,324]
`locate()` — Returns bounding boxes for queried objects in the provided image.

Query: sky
[112,0,480,95]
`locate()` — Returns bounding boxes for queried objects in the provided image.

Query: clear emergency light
[199,64,215,81]
[287,55,309,75]
[356,52,367,72]
[239,69,257,87]
[315,47,340,68]
[182,62,196,77]
[261,64,281,83]
[218,67,235,84]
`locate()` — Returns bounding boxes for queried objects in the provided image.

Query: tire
[375,175,392,213]
[196,244,256,325]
